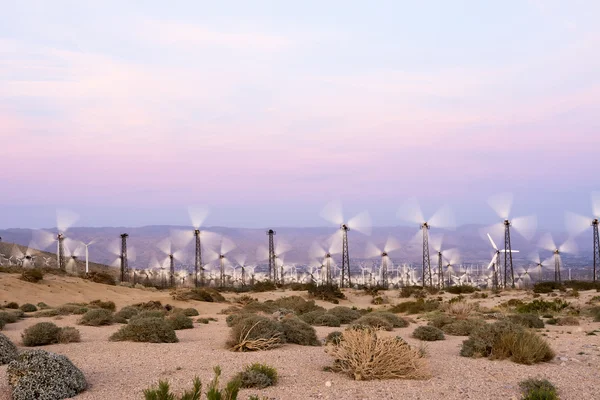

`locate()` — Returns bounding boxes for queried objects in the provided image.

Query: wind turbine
[487,193,537,288]
[528,251,552,282]
[257,238,290,284]
[108,235,137,282]
[33,209,79,271]
[171,206,218,287]
[156,238,185,287]
[234,254,254,286]
[397,198,456,288]
[205,236,236,287]
[430,234,458,289]
[565,192,600,282]
[320,200,371,288]
[364,236,400,289]
[11,242,38,268]
[81,239,96,274]
[64,240,85,274]
[538,233,577,283]
[309,240,340,286]
[486,233,519,289]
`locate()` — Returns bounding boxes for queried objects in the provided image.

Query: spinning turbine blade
[308,242,326,260]
[33,230,57,249]
[234,254,246,266]
[156,238,172,255]
[383,236,401,253]
[256,245,269,262]
[488,192,514,220]
[188,205,209,229]
[565,211,592,237]
[487,253,498,270]
[171,229,194,248]
[397,197,425,225]
[128,247,137,262]
[511,215,537,240]
[364,242,382,259]
[56,209,79,233]
[275,239,291,256]
[107,240,121,256]
[487,233,498,251]
[320,200,344,225]
[428,204,456,229]
[528,251,541,265]
[220,236,236,255]
[538,233,557,252]
[429,234,444,253]
[559,238,578,254]
[347,211,372,235]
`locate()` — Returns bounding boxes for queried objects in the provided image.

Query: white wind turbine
[82,239,96,273]
[538,233,577,283]
[486,233,519,289]
[364,236,400,289]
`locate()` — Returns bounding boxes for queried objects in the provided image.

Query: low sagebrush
[352,315,393,331]
[22,322,61,346]
[442,318,486,336]
[78,308,114,326]
[326,328,430,381]
[279,317,320,346]
[58,327,81,344]
[235,363,278,389]
[412,326,445,341]
[520,378,558,400]
[19,303,38,313]
[227,315,283,352]
[89,299,116,311]
[327,306,361,324]
[312,313,341,327]
[110,317,178,343]
[167,313,194,330]
[372,312,409,328]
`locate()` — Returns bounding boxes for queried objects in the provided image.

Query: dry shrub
[228,316,283,352]
[412,326,445,341]
[83,271,116,285]
[89,300,116,311]
[442,301,476,319]
[272,296,324,315]
[556,316,579,326]
[56,304,88,315]
[22,322,61,346]
[182,308,199,317]
[171,288,225,302]
[442,318,486,336]
[19,304,37,313]
[130,310,166,321]
[58,327,81,344]
[166,313,194,330]
[114,306,139,320]
[312,313,341,327]
[20,269,44,283]
[300,310,326,324]
[326,329,430,381]
[373,312,409,328]
[352,315,393,331]
[233,295,257,306]
[508,314,545,329]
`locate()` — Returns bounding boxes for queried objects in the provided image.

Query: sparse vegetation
[22,322,61,346]
[144,366,240,400]
[235,363,278,389]
[508,314,545,329]
[516,299,569,314]
[115,306,140,320]
[83,271,116,285]
[182,308,199,317]
[412,326,445,341]
[446,285,478,294]
[372,312,409,328]
[555,316,579,326]
[389,299,440,314]
[78,308,114,326]
[312,313,341,327]
[172,288,226,302]
[326,331,343,345]
[227,315,283,352]
[326,328,430,380]
[89,299,117,311]
[307,283,345,303]
[110,317,179,343]
[5,302,19,309]
[519,378,558,400]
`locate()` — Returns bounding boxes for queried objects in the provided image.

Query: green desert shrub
[0,311,21,324]
[144,366,239,400]
[516,299,569,314]
[460,321,554,365]
[182,308,199,317]
[226,312,254,327]
[389,299,440,314]
[57,304,88,315]
[272,296,324,315]
[533,281,565,293]
[22,322,61,346]
[78,308,113,326]
[508,314,545,329]
[0,333,18,364]
[519,378,558,400]
[110,317,178,343]
[89,299,116,311]
[167,313,194,330]
[446,285,477,294]
[36,302,50,309]
[300,310,326,324]
[312,313,341,327]
[235,363,278,389]
[19,303,37,313]
[373,312,409,328]
[0,319,5,330]
[412,326,445,341]
[326,331,344,345]
[130,310,166,321]
[327,306,361,324]
[5,302,19,309]
[227,315,283,351]
[114,306,139,320]
[251,280,277,292]
[352,315,394,331]
[442,318,485,336]
[428,314,456,329]
[400,286,425,298]
[7,350,87,400]
[34,309,60,318]
[280,317,320,346]
[307,283,345,303]
[58,327,81,344]
[197,317,217,324]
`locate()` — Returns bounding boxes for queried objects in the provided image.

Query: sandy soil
[0,274,599,400]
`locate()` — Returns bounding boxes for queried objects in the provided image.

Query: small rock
[558,356,569,361]
[325,381,332,387]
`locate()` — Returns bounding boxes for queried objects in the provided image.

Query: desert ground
[0,274,599,400]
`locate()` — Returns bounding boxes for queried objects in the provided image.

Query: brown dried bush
[326,328,430,381]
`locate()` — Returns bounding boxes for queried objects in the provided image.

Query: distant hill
[0,225,593,274]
